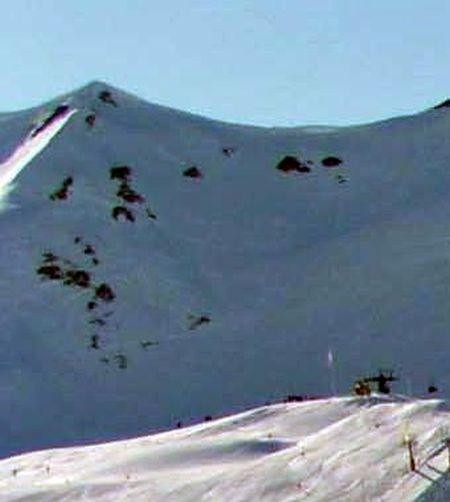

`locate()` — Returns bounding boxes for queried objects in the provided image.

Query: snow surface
[1,396,449,501]
[2,80,450,468]
[0,107,76,211]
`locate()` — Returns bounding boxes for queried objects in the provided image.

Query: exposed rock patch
[276,156,311,174]
[49,176,74,201]
[183,166,203,178]
[98,90,118,107]
[321,156,343,167]
[433,99,450,110]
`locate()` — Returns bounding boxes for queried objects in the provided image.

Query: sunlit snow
[0,107,76,211]
[0,396,449,501]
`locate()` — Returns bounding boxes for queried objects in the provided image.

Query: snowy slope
[0,106,76,210]
[1,396,450,501]
[1,81,450,459]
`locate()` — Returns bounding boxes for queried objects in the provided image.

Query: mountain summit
[1,82,450,458]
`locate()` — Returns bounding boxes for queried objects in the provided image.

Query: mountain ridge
[22,79,449,131]
[1,82,450,459]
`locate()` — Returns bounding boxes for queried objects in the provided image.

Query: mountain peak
[66,80,130,108]
[1,78,450,462]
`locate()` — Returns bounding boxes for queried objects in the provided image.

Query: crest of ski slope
[3,81,450,460]
[0,107,76,211]
[0,396,449,501]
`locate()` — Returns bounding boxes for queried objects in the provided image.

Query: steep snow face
[2,81,450,458]
[0,396,449,501]
[0,106,76,211]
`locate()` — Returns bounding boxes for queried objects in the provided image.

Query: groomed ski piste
[0,395,449,501]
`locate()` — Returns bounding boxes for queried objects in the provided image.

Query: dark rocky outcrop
[283,395,306,403]
[188,314,211,330]
[31,105,70,138]
[183,166,203,178]
[222,147,236,157]
[321,156,343,167]
[63,269,91,288]
[98,90,118,107]
[90,335,100,350]
[85,114,96,128]
[110,166,132,181]
[95,283,115,302]
[83,245,95,256]
[145,208,157,220]
[112,206,135,222]
[49,176,74,201]
[276,156,311,174]
[116,183,144,204]
[37,264,63,280]
[434,99,450,110]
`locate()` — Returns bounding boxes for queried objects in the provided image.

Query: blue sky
[2,1,450,126]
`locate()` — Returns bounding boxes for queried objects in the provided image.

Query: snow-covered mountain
[1,81,450,459]
[1,395,450,501]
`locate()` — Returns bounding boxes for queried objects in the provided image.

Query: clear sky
[2,1,450,126]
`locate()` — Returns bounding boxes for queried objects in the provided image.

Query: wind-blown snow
[0,107,76,211]
[0,396,449,501]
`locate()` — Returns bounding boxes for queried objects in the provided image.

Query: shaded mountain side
[1,81,450,457]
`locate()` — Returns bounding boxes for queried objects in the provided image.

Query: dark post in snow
[404,435,416,472]
[445,438,450,471]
